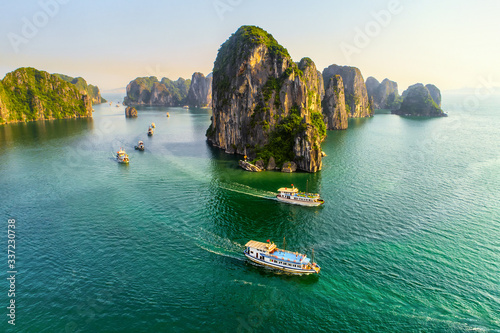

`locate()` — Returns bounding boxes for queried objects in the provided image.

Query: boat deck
[269,249,310,264]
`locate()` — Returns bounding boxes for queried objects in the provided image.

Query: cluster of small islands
[0,25,446,174]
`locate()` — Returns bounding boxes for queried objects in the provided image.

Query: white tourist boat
[244,240,320,274]
[276,185,324,207]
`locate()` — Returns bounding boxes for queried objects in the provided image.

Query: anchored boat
[116,148,129,164]
[134,140,145,151]
[244,240,320,274]
[276,185,324,207]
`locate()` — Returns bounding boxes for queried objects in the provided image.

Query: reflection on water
[0,118,93,149]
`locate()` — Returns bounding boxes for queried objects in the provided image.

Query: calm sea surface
[0,94,499,332]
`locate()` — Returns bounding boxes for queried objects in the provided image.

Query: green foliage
[161,77,191,105]
[233,26,290,60]
[310,111,326,139]
[386,93,402,110]
[125,76,191,105]
[213,25,293,102]
[255,105,306,167]
[53,74,104,104]
[1,67,89,122]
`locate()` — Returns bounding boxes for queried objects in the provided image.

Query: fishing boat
[151,122,155,128]
[244,239,320,274]
[166,112,170,117]
[116,148,129,164]
[276,184,324,206]
[147,126,154,136]
[134,140,145,151]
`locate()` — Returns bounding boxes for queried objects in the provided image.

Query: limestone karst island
[2,1,499,331]
[0,25,446,175]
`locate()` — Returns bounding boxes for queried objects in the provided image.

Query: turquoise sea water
[0,94,499,332]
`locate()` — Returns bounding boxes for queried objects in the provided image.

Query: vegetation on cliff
[53,73,106,104]
[123,76,191,106]
[394,83,446,117]
[208,25,325,172]
[0,67,92,124]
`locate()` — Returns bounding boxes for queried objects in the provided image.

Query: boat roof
[270,249,311,264]
[278,187,298,193]
[245,240,276,252]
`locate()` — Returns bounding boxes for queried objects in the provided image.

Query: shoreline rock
[281,161,297,173]
[125,106,138,118]
[239,160,263,172]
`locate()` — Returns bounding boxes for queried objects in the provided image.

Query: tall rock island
[322,65,373,118]
[206,25,326,172]
[186,72,212,107]
[0,67,93,124]
[394,83,446,117]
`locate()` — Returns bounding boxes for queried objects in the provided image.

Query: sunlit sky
[1,0,499,92]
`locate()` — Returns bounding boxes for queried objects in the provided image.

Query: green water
[0,95,499,332]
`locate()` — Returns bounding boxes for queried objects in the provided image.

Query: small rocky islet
[0,25,446,173]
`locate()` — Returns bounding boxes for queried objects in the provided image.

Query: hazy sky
[1,0,499,92]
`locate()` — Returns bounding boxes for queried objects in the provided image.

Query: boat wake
[189,227,246,261]
[217,182,276,200]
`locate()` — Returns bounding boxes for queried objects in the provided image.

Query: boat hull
[244,252,318,275]
[276,196,324,207]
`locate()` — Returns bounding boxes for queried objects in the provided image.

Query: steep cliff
[394,83,446,117]
[123,76,191,106]
[425,84,441,107]
[0,67,92,124]
[323,65,372,118]
[186,72,212,107]
[53,74,106,104]
[365,76,380,107]
[365,77,400,110]
[206,25,325,172]
[322,75,348,130]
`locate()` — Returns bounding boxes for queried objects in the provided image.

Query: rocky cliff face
[186,72,212,107]
[365,76,380,107]
[0,67,92,124]
[323,65,372,118]
[322,75,348,130]
[394,83,446,117]
[123,76,191,106]
[206,25,325,172]
[365,77,400,110]
[425,84,441,107]
[53,74,106,104]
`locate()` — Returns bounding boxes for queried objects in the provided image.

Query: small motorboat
[166,112,170,117]
[134,141,145,151]
[147,126,154,136]
[151,122,155,128]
